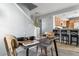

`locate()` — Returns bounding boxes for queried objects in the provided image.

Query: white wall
[41,15,53,33]
[74,22,79,29]
[0,3,35,56]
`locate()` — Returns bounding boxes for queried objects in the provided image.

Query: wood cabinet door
[69,20,74,28]
[55,16,61,26]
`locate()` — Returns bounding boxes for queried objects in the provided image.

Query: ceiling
[58,9,79,19]
[30,3,79,16]
[18,3,37,10]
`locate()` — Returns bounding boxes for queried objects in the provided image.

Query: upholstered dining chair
[37,32,55,56]
[4,34,19,56]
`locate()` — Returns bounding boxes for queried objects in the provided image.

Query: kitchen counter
[53,28,79,43]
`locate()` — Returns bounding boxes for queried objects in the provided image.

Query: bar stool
[70,30,78,46]
[53,29,60,41]
[61,30,69,44]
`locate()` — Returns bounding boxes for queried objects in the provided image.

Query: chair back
[61,30,68,36]
[4,37,10,56]
[53,29,60,36]
[4,34,18,56]
[70,30,78,36]
[46,32,55,40]
[28,36,35,40]
[39,32,55,46]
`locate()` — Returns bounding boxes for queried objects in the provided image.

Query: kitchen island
[53,29,79,46]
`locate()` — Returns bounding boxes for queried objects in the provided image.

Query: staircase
[15,3,40,37]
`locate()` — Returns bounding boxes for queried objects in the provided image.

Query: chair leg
[41,48,43,54]
[44,47,47,56]
[36,46,38,55]
[51,48,53,56]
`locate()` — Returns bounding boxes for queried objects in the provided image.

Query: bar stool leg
[70,37,72,45]
[61,36,64,44]
[66,37,69,44]
[68,36,69,44]
[62,37,64,43]
[76,37,78,46]
[65,37,67,44]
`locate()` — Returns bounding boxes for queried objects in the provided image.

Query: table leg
[53,40,58,56]
[26,48,29,56]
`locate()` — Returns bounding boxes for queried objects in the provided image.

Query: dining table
[18,39,40,56]
[18,36,58,56]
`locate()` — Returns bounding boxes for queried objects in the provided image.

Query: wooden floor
[16,41,79,56]
[56,41,79,53]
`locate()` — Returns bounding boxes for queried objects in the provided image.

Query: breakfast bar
[53,29,79,46]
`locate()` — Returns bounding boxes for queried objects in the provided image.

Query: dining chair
[37,32,57,56]
[28,36,35,40]
[4,34,19,56]
[17,36,36,56]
